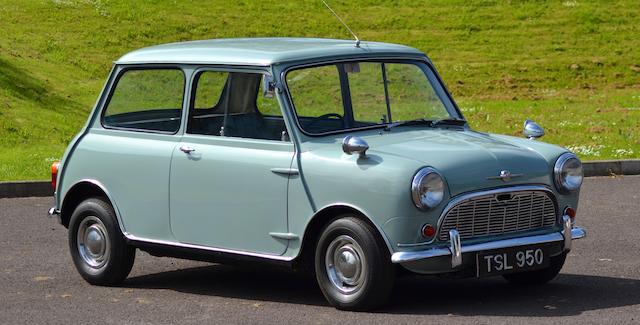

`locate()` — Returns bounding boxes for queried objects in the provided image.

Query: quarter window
[103,69,185,132]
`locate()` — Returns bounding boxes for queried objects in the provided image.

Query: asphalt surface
[1,176,639,324]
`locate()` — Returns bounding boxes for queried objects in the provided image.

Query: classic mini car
[48,38,586,310]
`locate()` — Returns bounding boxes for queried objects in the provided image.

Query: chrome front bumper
[391,215,586,266]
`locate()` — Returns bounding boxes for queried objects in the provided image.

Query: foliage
[0,0,638,180]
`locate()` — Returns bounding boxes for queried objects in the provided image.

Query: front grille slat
[438,190,558,242]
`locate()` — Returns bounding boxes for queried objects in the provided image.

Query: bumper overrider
[391,215,586,269]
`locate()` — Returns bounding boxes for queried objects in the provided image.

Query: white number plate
[476,245,550,277]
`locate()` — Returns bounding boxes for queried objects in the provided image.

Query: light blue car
[48,38,586,310]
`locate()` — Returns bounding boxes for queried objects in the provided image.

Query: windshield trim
[281,57,464,137]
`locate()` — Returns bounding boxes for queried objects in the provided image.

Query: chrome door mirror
[262,74,275,98]
[523,119,544,140]
[342,136,369,158]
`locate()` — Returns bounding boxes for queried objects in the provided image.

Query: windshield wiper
[384,118,433,131]
[431,118,467,127]
[384,118,466,131]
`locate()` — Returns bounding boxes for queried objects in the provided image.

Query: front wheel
[68,197,135,285]
[503,252,567,285]
[315,216,395,311]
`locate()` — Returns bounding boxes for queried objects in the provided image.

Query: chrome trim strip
[391,226,586,264]
[269,232,300,240]
[270,168,300,176]
[397,242,433,248]
[125,234,295,261]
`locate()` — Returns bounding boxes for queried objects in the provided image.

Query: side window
[188,70,286,141]
[103,69,184,132]
[286,65,344,133]
[193,72,227,109]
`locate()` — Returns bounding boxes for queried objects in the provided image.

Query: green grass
[1,0,639,180]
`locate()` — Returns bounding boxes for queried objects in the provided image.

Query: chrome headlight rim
[554,152,583,193]
[411,167,446,211]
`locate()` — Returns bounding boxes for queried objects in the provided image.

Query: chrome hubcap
[77,216,110,269]
[325,235,366,294]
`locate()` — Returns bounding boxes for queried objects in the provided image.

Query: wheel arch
[294,203,393,271]
[60,179,125,234]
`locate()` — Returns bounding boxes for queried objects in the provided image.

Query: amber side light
[564,207,576,219]
[51,161,60,191]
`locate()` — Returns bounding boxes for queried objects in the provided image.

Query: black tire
[315,216,395,311]
[503,252,567,285]
[68,197,135,285]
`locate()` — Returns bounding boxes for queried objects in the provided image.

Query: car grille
[438,190,557,242]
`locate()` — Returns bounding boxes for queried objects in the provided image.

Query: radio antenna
[322,0,361,48]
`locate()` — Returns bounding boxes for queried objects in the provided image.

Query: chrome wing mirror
[523,119,544,140]
[342,136,369,158]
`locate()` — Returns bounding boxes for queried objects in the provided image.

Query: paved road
[1,176,639,324]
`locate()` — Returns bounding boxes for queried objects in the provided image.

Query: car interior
[188,72,287,141]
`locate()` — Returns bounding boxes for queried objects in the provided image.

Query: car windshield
[285,61,461,135]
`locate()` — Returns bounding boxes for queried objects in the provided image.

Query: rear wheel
[503,252,567,285]
[315,216,394,311]
[68,197,135,285]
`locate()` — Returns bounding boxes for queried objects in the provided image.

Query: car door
[169,69,294,255]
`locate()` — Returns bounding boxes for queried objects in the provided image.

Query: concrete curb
[1,160,639,198]
[583,160,640,177]
[0,181,52,199]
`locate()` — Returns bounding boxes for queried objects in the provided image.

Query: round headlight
[411,167,445,210]
[554,153,583,193]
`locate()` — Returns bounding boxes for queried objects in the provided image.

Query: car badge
[487,170,524,182]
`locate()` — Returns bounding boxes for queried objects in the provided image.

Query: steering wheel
[306,113,345,128]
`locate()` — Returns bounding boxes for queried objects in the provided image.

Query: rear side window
[103,69,185,133]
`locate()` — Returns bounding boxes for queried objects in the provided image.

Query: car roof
[115,38,425,66]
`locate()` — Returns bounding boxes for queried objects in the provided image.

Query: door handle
[270,168,299,176]
[179,146,196,154]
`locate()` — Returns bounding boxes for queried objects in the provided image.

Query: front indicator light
[564,207,576,219]
[422,224,436,238]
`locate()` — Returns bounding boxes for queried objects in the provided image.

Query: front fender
[285,148,442,257]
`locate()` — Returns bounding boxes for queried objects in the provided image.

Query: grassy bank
[1,0,638,180]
